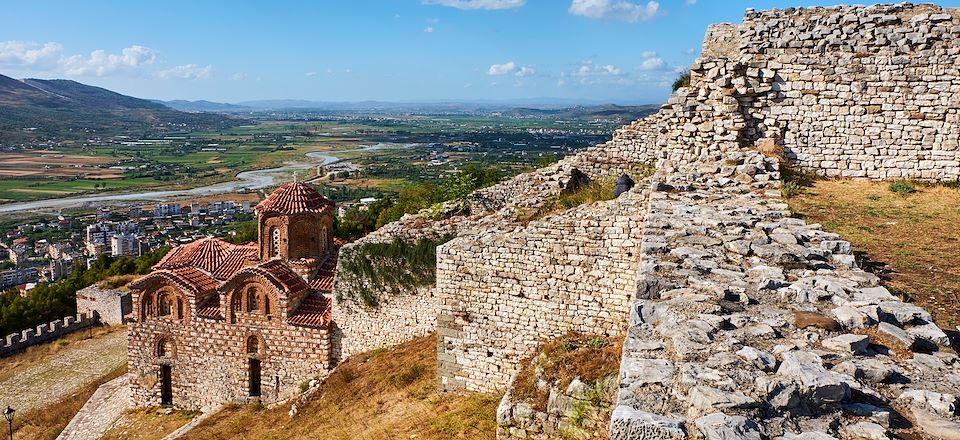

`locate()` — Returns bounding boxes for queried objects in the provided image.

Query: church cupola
[254,181,335,263]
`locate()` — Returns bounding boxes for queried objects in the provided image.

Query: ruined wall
[436,186,648,392]
[697,4,960,180]
[610,151,959,439]
[128,316,330,411]
[0,313,96,358]
[76,286,131,325]
[330,286,439,363]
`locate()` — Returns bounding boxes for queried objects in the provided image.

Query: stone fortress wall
[437,185,649,391]
[432,3,960,439]
[0,312,97,358]
[326,4,960,438]
[695,3,959,180]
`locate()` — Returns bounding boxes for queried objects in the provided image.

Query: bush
[337,235,455,307]
[889,181,917,195]
[672,71,691,91]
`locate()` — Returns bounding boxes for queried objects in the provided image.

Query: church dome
[255,181,334,215]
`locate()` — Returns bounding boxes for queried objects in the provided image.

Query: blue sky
[2,0,958,104]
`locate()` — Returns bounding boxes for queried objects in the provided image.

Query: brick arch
[139,282,190,323]
[226,276,281,323]
[152,332,177,360]
[242,331,267,359]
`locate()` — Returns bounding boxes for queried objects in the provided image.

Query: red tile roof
[231,260,311,298]
[196,295,222,319]
[155,237,257,280]
[255,181,334,215]
[308,249,339,293]
[288,292,332,328]
[129,266,219,297]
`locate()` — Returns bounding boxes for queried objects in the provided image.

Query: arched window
[159,293,172,316]
[246,286,260,312]
[246,336,259,355]
[144,296,154,318]
[271,228,282,258]
[158,338,173,358]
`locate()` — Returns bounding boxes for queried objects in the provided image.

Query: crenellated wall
[1,313,97,358]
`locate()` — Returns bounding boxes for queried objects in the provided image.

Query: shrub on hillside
[889,181,917,195]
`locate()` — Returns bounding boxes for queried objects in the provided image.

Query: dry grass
[0,325,123,382]
[788,179,960,328]
[182,334,498,440]
[97,274,140,289]
[101,407,201,440]
[511,333,623,411]
[9,363,127,440]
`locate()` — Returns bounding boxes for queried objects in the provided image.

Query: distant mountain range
[0,73,660,143]
[0,74,240,142]
[158,98,660,120]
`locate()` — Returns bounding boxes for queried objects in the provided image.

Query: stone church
[127,182,338,409]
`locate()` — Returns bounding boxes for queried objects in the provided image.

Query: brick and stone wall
[128,316,330,411]
[76,286,131,325]
[1,313,96,358]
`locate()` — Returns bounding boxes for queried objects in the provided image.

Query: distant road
[0,143,410,215]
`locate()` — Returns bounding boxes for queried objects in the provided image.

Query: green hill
[0,74,241,142]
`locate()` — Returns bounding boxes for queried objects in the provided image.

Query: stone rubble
[611,152,960,439]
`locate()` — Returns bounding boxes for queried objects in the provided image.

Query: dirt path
[0,329,128,412]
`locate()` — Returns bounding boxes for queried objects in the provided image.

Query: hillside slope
[182,334,498,439]
[0,74,239,141]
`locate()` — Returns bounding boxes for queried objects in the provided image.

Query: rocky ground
[0,327,127,413]
[611,152,960,439]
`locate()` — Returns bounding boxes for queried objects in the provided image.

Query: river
[0,143,413,215]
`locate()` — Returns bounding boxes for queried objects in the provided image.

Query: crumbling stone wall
[698,4,960,180]
[436,185,649,392]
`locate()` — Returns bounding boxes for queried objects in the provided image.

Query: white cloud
[639,51,666,71]
[488,61,536,77]
[516,66,535,77]
[305,71,318,77]
[488,61,516,75]
[423,0,524,10]
[0,41,64,70]
[0,41,158,77]
[156,64,213,80]
[569,0,659,22]
[424,26,435,33]
[685,0,696,5]
[62,45,157,76]
[573,60,623,77]
[230,72,247,81]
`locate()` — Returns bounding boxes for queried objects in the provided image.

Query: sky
[2,0,959,105]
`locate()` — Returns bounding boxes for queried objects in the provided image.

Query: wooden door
[160,365,173,405]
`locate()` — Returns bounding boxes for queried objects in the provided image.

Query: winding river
[0,143,412,215]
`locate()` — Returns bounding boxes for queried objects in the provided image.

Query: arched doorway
[157,338,174,405]
[247,336,261,397]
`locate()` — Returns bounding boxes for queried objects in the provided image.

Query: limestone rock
[694,412,762,440]
[609,406,686,440]
[821,334,869,354]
